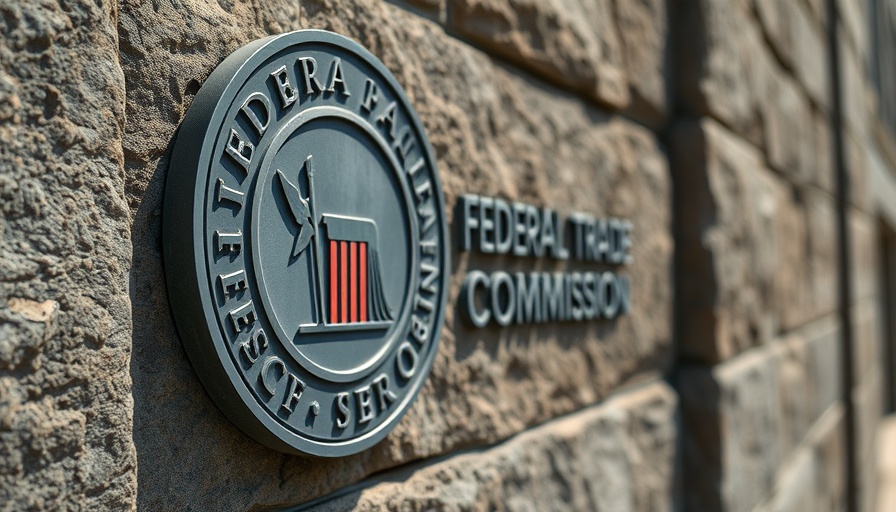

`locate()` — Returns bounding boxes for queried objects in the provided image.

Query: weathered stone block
[757,443,819,512]
[813,406,847,511]
[678,0,768,146]
[805,191,839,319]
[853,369,883,512]
[804,317,842,417]
[852,299,883,394]
[762,68,814,187]
[0,0,135,509]
[447,0,629,109]
[801,0,828,29]
[680,321,848,512]
[837,0,868,65]
[812,106,835,193]
[307,381,679,512]
[849,213,878,303]
[674,119,811,362]
[678,348,782,512]
[753,0,796,69]
[760,404,847,512]
[791,0,830,109]
[840,30,869,139]
[117,0,674,508]
[775,334,819,459]
[613,0,669,125]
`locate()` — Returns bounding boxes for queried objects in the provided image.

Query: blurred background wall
[1,0,895,510]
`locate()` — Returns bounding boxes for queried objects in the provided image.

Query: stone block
[674,119,814,363]
[117,0,674,508]
[837,0,868,65]
[762,68,814,187]
[613,0,669,125]
[775,334,819,459]
[845,129,872,213]
[760,404,848,512]
[849,213,878,303]
[0,0,135,509]
[803,317,842,418]
[853,370,884,511]
[805,191,839,319]
[678,0,767,146]
[307,381,680,512]
[447,0,629,109]
[678,348,782,512]
[801,0,828,29]
[852,299,882,386]
[813,406,847,511]
[753,0,796,69]
[791,1,830,110]
[756,444,819,512]
[840,30,870,139]
[812,106,835,193]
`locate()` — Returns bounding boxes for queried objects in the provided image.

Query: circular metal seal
[163,30,449,457]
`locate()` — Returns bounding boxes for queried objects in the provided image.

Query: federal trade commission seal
[163,30,449,457]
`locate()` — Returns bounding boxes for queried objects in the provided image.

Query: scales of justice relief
[276,155,394,334]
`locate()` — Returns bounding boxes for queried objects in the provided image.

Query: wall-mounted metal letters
[163,30,449,457]
[458,195,632,327]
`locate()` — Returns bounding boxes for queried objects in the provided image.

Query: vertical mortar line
[659,1,689,509]
[825,0,859,510]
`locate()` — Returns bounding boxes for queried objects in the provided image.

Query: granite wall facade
[0,0,893,510]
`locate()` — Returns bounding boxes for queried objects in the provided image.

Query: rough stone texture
[757,404,847,512]
[854,370,884,512]
[679,0,830,153]
[813,106,835,193]
[850,213,878,303]
[678,0,768,146]
[761,67,814,187]
[116,0,673,508]
[805,191,839,320]
[753,0,794,68]
[673,119,835,363]
[447,0,669,121]
[813,407,848,512]
[837,0,868,66]
[841,31,869,139]
[852,300,882,385]
[306,381,679,512]
[790,0,830,110]
[678,318,844,512]
[0,0,136,510]
[679,348,781,512]
[803,317,842,418]
[876,417,896,512]
[612,0,668,126]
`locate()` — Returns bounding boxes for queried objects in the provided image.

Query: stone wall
[1,0,894,510]
[674,0,892,511]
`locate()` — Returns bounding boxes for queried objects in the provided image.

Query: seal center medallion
[252,108,419,382]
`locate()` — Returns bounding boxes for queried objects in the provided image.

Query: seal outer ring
[163,30,450,457]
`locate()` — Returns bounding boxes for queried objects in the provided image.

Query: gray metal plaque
[163,30,449,457]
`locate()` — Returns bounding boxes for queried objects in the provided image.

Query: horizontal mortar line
[279,372,669,511]
[677,311,842,372]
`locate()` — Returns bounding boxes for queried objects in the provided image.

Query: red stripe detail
[330,240,337,324]
[360,243,367,322]
[350,242,358,323]
[340,241,348,324]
